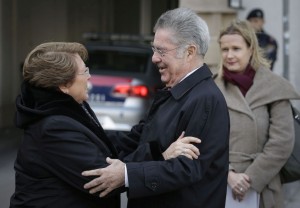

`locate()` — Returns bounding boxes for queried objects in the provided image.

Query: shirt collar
[170,64,212,100]
[179,66,200,83]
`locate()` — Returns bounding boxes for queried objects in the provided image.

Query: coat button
[151,182,158,191]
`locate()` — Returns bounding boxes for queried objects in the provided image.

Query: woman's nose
[227,50,234,58]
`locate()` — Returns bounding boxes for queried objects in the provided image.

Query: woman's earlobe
[59,86,69,94]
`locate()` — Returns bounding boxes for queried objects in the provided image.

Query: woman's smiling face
[61,54,91,103]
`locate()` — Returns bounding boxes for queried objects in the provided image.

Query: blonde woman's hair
[218,20,270,74]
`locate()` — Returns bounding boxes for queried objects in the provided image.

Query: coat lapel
[215,76,254,119]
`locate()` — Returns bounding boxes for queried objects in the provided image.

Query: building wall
[289,0,300,106]
[180,0,237,69]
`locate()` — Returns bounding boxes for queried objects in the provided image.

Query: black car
[83,34,163,131]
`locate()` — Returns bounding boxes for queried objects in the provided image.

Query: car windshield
[87,50,150,74]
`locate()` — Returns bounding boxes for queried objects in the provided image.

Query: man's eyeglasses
[151,44,180,57]
[78,67,90,76]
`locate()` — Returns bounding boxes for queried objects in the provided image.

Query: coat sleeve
[126,94,229,198]
[107,120,164,162]
[36,116,123,197]
[245,100,294,191]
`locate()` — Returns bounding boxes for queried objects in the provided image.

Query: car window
[87,50,149,74]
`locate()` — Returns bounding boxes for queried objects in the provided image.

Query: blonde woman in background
[213,20,300,208]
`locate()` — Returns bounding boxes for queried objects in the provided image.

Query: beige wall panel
[180,0,237,68]
[199,13,222,36]
[205,37,220,68]
[180,0,234,13]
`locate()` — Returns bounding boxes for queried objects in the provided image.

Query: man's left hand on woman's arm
[82,157,125,197]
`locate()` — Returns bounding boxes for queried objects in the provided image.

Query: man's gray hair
[154,7,210,57]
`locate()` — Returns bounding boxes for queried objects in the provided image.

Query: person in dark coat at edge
[9,42,122,208]
[82,8,230,208]
[9,42,200,208]
[247,8,278,70]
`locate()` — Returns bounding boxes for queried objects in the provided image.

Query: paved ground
[0,127,299,208]
[283,181,300,208]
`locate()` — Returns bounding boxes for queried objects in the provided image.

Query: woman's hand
[228,170,251,201]
[162,131,201,160]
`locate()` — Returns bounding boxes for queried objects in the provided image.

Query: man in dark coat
[83,8,230,208]
[247,8,278,70]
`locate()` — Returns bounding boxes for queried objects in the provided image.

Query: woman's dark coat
[10,82,120,208]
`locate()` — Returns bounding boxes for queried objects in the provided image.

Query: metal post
[283,0,289,79]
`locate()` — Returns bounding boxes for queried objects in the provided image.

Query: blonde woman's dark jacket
[213,67,300,208]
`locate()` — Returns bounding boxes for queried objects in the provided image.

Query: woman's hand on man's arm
[162,131,201,160]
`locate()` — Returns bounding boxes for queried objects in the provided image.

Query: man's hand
[82,157,125,197]
[162,131,201,160]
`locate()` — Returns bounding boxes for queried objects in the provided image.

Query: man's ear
[187,45,197,58]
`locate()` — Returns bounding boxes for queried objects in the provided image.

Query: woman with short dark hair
[10,42,121,208]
